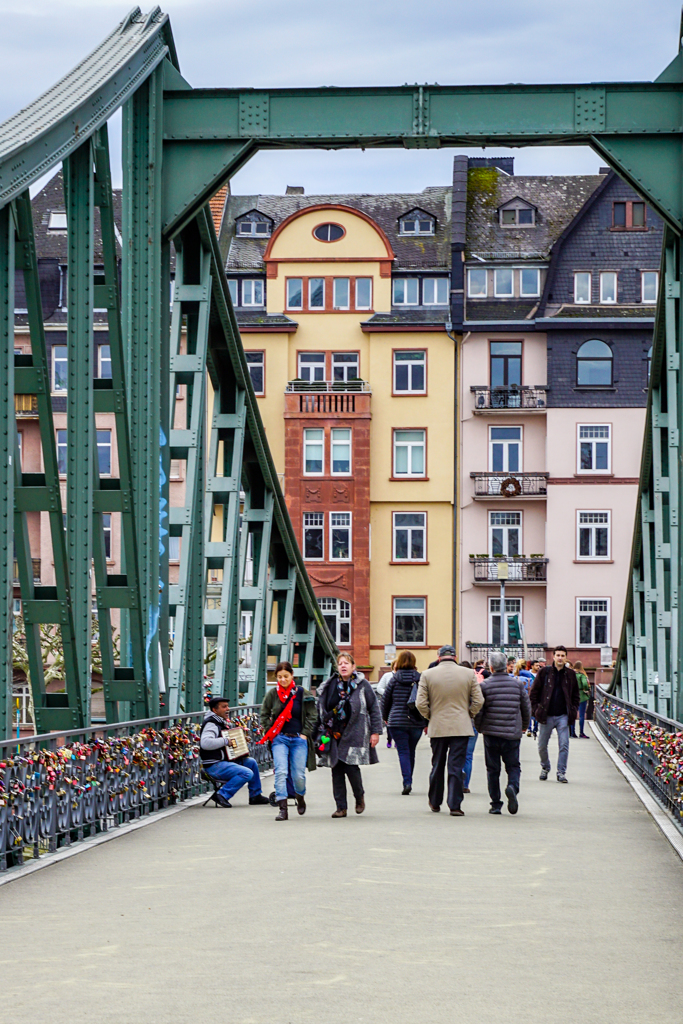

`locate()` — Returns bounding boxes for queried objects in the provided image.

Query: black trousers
[428,736,469,811]
[331,760,364,810]
[483,735,521,810]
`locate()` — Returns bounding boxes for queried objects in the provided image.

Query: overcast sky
[1,0,681,195]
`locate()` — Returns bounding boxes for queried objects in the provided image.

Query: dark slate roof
[220,187,452,273]
[549,305,655,319]
[465,300,538,321]
[466,169,605,259]
[235,312,298,328]
[30,171,122,262]
[361,309,449,327]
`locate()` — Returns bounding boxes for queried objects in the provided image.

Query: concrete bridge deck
[1,729,682,1024]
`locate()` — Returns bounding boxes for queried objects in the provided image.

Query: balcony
[466,642,547,662]
[285,380,371,417]
[15,394,38,416]
[285,379,371,393]
[470,556,548,585]
[471,472,548,499]
[470,385,548,413]
[13,558,41,584]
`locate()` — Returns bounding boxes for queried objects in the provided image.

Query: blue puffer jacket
[382,669,424,729]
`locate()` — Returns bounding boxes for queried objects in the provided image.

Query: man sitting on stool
[200,696,270,808]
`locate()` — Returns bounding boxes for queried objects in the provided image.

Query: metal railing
[0,705,271,872]
[470,556,548,583]
[465,643,547,662]
[12,558,40,584]
[470,385,548,411]
[471,472,549,497]
[286,379,371,393]
[594,686,683,831]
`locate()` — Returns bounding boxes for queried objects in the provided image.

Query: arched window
[577,339,613,386]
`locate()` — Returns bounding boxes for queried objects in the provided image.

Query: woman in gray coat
[317,652,383,817]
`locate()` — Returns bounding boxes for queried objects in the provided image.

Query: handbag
[406,679,428,728]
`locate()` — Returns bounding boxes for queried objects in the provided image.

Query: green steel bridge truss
[1,7,682,734]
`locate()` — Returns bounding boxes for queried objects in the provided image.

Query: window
[170,460,183,480]
[577,339,612,386]
[642,271,658,304]
[394,350,426,393]
[494,268,513,297]
[578,424,611,473]
[242,279,264,306]
[393,278,419,305]
[169,535,181,561]
[600,272,617,304]
[52,345,68,392]
[422,278,449,305]
[309,278,325,309]
[332,353,359,382]
[393,512,426,561]
[467,267,488,298]
[393,597,426,644]
[330,512,351,560]
[313,223,344,242]
[489,511,521,557]
[393,429,426,477]
[48,211,67,230]
[303,429,324,473]
[102,514,112,560]
[574,272,592,304]
[647,345,653,382]
[98,344,112,379]
[489,426,521,473]
[298,352,326,382]
[286,278,303,309]
[489,598,522,646]
[303,512,324,559]
[331,428,351,474]
[520,268,540,297]
[500,203,535,227]
[577,598,610,647]
[490,341,522,388]
[97,430,112,476]
[236,218,271,236]
[612,201,646,230]
[245,351,265,394]
[57,430,67,475]
[577,511,611,560]
[400,215,433,235]
[355,278,372,309]
[320,597,351,644]
[227,280,238,305]
[333,278,350,309]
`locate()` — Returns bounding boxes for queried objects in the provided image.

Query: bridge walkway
[1,730,681,1024]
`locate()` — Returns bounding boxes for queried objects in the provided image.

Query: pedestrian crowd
[198,643,587,819]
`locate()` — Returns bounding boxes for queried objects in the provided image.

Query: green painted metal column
[0,205,14,737]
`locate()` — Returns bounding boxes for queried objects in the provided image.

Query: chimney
[450,155,468,331]
[467,156,514,176]
[599,166,611,175]
[286,186,304,195]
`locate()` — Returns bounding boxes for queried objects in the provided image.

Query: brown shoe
[355,797,365,814]
[463,787,471,794]
[450,808,465,817]
[429,802,440,812]
[331,808,347,818]
[295,794,306,816]
[275,799,288,821]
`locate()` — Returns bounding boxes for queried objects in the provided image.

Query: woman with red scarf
[259,661,318,821]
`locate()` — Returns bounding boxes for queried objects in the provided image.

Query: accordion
[222,727,249,761]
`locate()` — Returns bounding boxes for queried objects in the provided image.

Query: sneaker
[402,785,412,795]
[249,794,270,805]
[580,733,590,739]
[505,784,518,815]
[557,773,568,783]
[526,730,532,738]
[489,807,502,815]
[539,768,549,781]
[386,740,392,748]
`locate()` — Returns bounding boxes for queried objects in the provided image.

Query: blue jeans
[463,727,478,788]
[205,756,262,801]
[391,726,423,787]
[578,700,588,734]
[538,715,570,775]
[272,734,308,800]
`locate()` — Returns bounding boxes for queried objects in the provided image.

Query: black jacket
[530,665,580,724]
[474,673,531,739]
[382,669,423,729]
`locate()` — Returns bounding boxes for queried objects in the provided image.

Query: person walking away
[530,646,580,783]
[527,660,544,737]
[317,652,382,818]
[572,660,591,738]
[415,645,483,817]
[381,650,426,795]
[376,663,396,748]
[459,661,478,794]
[475,651,531,814]
[515,659,534,738]
[260,661,318,821]
[200,696,270,807]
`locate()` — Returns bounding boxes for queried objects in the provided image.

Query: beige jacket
[415,659,484,738]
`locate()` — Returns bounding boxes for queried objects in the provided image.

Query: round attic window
[313,222,345,242]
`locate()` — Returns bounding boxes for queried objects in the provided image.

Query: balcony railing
[470,385,548,411]
[471,472,549,498]
[286,379,371,393]
[13,558,41,584]
[466,642,547,662]
[14,394,38,415]
[470,556,548,584]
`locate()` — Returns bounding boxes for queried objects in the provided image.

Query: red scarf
[259,684,297,744]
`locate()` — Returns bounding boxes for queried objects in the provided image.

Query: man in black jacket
[475,650,531,815]
[529,645,580,783]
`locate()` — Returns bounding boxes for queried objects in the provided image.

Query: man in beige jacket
[415,645,484,816]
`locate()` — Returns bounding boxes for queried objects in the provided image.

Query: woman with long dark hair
[381,650,426,795]
[260,661,318,821]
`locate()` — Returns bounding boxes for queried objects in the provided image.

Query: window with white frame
[242,279,264,306]
[303,429,324,474]
[489,426,521,473]
[399,214,434,235]
[489,510,521,557]
[330,512,351,560]
[393,512,426,561]
[303,512,324,559]
[577,510,611,560]
[488,597,522,646]
[227,280,238,305]
[467,267,488,298]
[333,278,350,309]
[98,344,112,379]
[48,210,67,230]
[577,339,613,386]
[239,609,253,668]
[574,272,592,304]
[102,513,112,560]
[600,271,617,304]
[298,352,326,382]
[320,597,351,644]
[355,278,372,309]
[393,278,419,305]
[520,267,540,297]
[236,217,271,236]
[331,428,351,474]
[57,429,67,475]
[577,598,609,646]
[393,350,426,393]
[52,345,68,392]
[642,271,658,304]
[309,277,325,309]
[393,429,426,477]
[286,278,303,309]
[578,424,611,473]
[97,430,112,476]
[245,351,265,394]
[494,268,513,297]
[499,202,535,227]
[422,278,449,305]
[332,352,359,382]
[168,535,181,561]
[16,430,22,470]
[394,597,426,644]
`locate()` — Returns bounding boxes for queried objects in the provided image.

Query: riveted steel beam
[0,205,13,737]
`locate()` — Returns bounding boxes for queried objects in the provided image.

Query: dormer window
[498,199,536,228]
[399,209,435,235]
[48,211,67,231]
[235,211,273,237]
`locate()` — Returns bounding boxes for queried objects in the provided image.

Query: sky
[1,0,681,196]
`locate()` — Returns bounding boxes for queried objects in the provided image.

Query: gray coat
[474,672,531,739]
[316,672,383,767]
